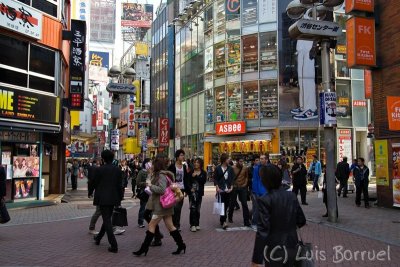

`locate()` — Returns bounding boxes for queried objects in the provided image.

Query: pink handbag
[160,176,177,209]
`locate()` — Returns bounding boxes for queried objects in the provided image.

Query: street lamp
[287,0,344,223]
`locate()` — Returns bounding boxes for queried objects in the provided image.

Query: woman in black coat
[252,164,306,267]
[188,158,207,232]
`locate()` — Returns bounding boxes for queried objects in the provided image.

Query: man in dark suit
[93,150,123,253]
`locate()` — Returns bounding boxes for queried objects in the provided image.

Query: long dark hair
[259,164,282,191]
[153,154,167,174]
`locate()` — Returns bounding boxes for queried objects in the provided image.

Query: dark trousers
[293,184,307,204]
[338,178,348,196]
[356,179,369,206]
[219,192,231,225]
[251,193,259,226]
[228,187,250,225]
[144,209,163,241]
[131,179,136,196]
[189,195,202,227]
[138,198,147,225]
[97,205,118,249]
[71,174,77,190]
[173,198,184,228]
[89,205,101,230]
[312,174,320,191]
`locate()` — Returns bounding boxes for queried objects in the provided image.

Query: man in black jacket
[336,157,350,197]
[291,156,308,205]
[353,157,370,208]
[93,150,123,253]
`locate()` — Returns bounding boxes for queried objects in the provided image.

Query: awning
[204,132,273,144]
[0,118,61,133]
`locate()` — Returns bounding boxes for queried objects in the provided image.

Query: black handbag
[112,207,128,227]
[0,199,10,224]
[137,188,149,201]
[295,230,314,267]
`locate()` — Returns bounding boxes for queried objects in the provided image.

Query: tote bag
[213,193,225,216]
[112,207,128,227]
[160,176,177,209]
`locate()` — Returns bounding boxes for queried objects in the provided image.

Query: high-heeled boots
[170,229,186,255]
[133,230,155,256]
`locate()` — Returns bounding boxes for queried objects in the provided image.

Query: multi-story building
[0,0,72,201]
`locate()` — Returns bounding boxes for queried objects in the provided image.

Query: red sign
[127,95,135,137]
[387,96,400,131]
[353,100,367,107]
[92,95,97,127]
[216,121,246,135]
[345,0,374,14]
[158,118,169,147]
[364,70,372,99]
[97,110,103,127]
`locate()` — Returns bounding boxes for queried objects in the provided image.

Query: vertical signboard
[127,95,135,137]
[69,20,86,111]
[391,143,400,207]
[97,110,103,127]
[111,129,119,151]
[92,95,97,128]
[337,129,352,163]
[158,118,169,147]
[259,0,277,23]
[364,70,372,99]
[346,16,376,68]
[375,140,389,186]
[320,92,337,126]
[387,96,400,131]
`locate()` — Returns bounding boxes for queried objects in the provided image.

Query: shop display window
[242,0,258,26]
[205,89,214,124]
[226,19,241,40]
[336,80,352,126]
[260,80,278,119]
[205,5,214,32]
[243,81,259,120]
[336,60,350,78]
[227,39,240,76]
[214,0,226,37]
[260,32,277,71]
[214,42,226,79]
[227,83,241,121]
[242,34,258,73]
[215,86,226,122]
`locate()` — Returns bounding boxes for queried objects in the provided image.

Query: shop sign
[0,131,39,142]
[374,140,389,186]
[346,17,376,68]
[216,121,246,135]
[63,110,71,144]
[345,0,374,14]
[97,110,103,128]
[336,44,347,54]
[69,20,86,111]
[353,100,367,107]
[289,19,342,41]
[89,51,109,68]
[391,143,400,207]
[225,0,240,18]
[319,92,337,126]
[364,70,372,99]
[92,95,97,128]
[337,129,352,163]
[158,118,169,147]
[127,95,135,137]
[0,86,60,124]
[67,141,89,153]
[387,96,400,131]
[0,0,42,39]
[111,129,119,151]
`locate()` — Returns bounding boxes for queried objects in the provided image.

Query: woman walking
[133,155,186,256]
[188,158,207,232]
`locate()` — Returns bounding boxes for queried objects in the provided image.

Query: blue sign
[319,92,337,127]
[89,51,109,68]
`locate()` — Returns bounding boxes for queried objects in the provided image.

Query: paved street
[0,182,399,266]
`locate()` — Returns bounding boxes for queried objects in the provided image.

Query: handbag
[295,229,314,267]
[112,207,128,227]
[212,193,225,216]
[160,176,177,209]
[0,199,10,224]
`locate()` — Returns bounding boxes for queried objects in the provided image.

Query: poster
[14,179,34,199]
[6,165,12,180]
[111,130,120,151]
[2,151,11,165]
[204,46,214,73]
[387,96,400,131]
[121,3,153,41]
[337,129,352,163]
[375,140,389,186]
[12,156,40,178]
[392,143,400,207]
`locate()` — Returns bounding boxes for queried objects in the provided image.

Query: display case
[260,80,278,118]
[214,0,225,37]
[215,86,226,122]
[214,42,226,79]
[260,32,277,71]
[227,39,240,76]
[243,81,259,120]
[205,89,214,124]
[242,0,258,26]
[227,83,241,121]
[242,34,258,73]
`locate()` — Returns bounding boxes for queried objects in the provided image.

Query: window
[243,81,259,120]
[260,32,277,71]
[18,0,58,17]
[242,34,258,73]
[215,86,226,122]
[205,89,214,124]
[214,42,225,79]
[242,0,258,26]
[227,39,240,76]
[227,83,241,121]
[214,0,225,36]
[0,35,28,70]
[260,80,278,119]
[30,45,55,77]
[336,80,352,125]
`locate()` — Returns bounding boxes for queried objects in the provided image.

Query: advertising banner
[88,65,108,83]
[135,42,148,57]
[259,0,277,24]
[375,140,389,186]
[0,0,42,39]
[127,95,135,137]
[63,109,71,144]
[391,143,400,207]
[121,3,153,41]
[0,86,60,124]
[92,95,97,128]
[69,20,86,111]
[158,118,169,147]
[364,70,372,99]
[111,129,119,151]
[386,96,400,131]
[97,110,103,127]
[12,156,40,178]
[320,92,337,126]
[337,129,352,163]
[14,178,34,199]
[89,51,109,68]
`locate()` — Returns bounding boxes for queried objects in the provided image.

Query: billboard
[89,51,109,68]
[387,96,400,131]
[13,156,40,178]
[121,3,153,28]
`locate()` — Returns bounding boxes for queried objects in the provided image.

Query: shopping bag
[212,193,225,216]
[317,191,323,199]
[0,199,10,224]
[112,207,128,227]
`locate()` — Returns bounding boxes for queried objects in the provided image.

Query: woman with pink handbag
[133,154,186,257]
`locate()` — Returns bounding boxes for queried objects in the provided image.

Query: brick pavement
[0,187,399,267]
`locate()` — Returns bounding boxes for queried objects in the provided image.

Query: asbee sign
[216,121,246,135]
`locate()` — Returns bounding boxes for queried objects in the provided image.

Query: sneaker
[138,224,145,228]
[113,228,126,235]
[251,225,257,231]
[293,109,318,121]
[291,107,304,115]
[89,230,99,235]
[222,223,228,230]
[190,226,197,232]
[196,226,201,231]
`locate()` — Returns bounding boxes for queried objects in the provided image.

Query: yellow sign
[123,137,141,154]
[136,43,148,56]
[375,140,389,186]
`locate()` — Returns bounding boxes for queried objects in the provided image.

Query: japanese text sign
[337,129,352,163]
[320,92,337,127]
[0,0,42,39]
[387,96,400,131]
[374,140,389,186]
[158,118,169,147]
[127,95,135,137]
[345,0,374,14]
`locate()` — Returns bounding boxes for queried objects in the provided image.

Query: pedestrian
[92,150,124,253]
[251,154,268,229]
[71,159,79,190]
[88,160,100,235]
[188,158,207,232]
[292,156,308,205]
[168,149,189,231]
[353,157,370,208]
[214,153,234,230]
[251,164,306,267]
[136,158,151,228]
[336,157,350,198]
[120,159,131,199]
[228,157,251,227]
[309,155,322,192]
[133,154,186,256]
[0,164,10,224]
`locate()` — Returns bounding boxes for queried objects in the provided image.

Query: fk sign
[158,118,169,147]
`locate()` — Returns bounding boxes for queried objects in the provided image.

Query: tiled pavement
[0,185,399,266]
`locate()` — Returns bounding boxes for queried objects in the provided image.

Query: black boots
[170,229,186,255]
[151,228,163,246]
[133,231,155,256]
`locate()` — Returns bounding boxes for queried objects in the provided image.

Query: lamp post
[287,0,344,223]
